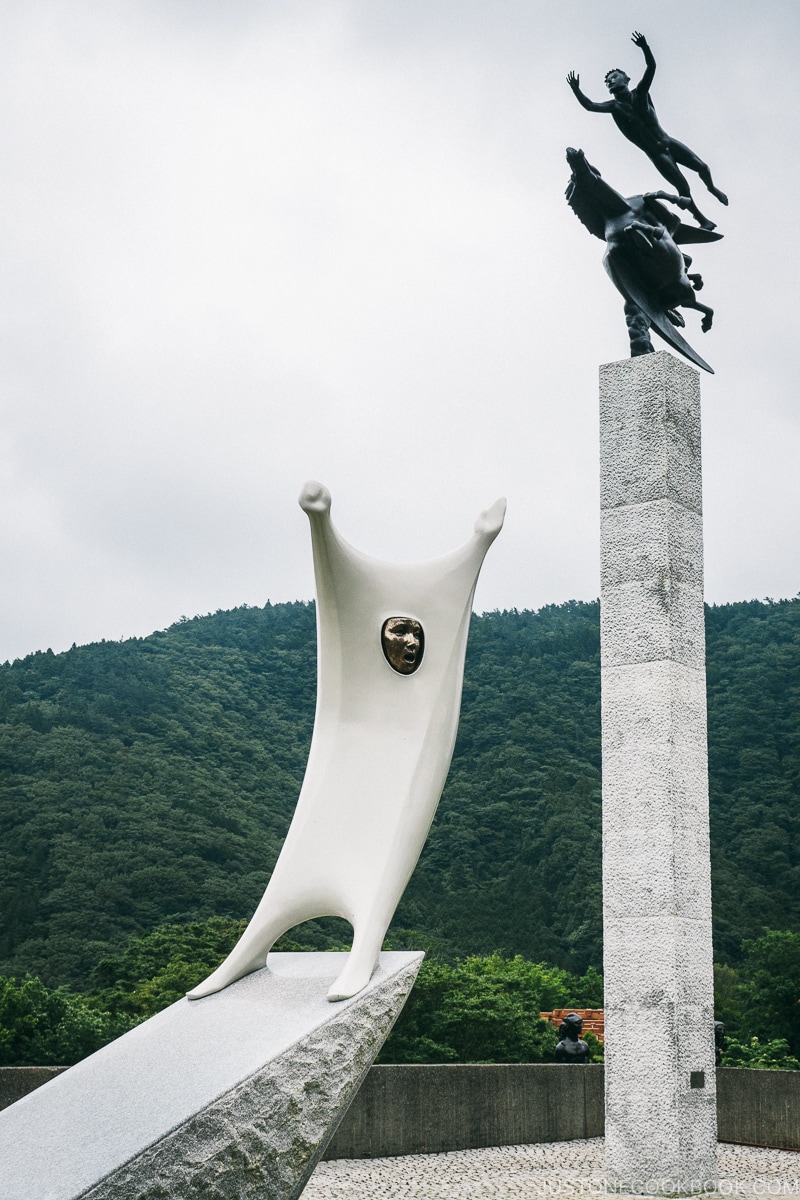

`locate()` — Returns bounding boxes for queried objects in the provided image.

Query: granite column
[600,352,717,1195]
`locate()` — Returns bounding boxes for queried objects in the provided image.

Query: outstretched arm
[632,31,655,93]
[566,71,614,113]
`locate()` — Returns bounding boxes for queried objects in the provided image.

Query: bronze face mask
[381,617,424,675]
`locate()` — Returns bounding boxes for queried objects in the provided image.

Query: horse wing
[565,172,630,242]
[672,223,724,246]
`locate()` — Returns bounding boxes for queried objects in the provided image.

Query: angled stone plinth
[600,352,717,1195]
[0,951,421,1200]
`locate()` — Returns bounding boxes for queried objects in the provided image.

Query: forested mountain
[705,601,800,956]
[0,597,798,990]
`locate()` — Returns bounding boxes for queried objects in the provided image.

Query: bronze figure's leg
[671,138,728,206]
[649,149,716,230]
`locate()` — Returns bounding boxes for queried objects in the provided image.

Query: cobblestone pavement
[303,1139,800,1199]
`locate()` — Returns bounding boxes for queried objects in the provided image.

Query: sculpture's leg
[671,139,728,207]
[699,169,728,206]
[683,195,715,231]
[682,297,714,332]
[327,912,388,1002]
[187,896,299,999]
[647,149,716,230]
[623,300,654,357]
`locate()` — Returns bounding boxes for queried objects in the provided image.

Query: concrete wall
[3,1064,799,1157]
[0,1067,66,1111]
[325,1064,604,1158]
[325,1066,800,1159]
[716,1068,800,1152]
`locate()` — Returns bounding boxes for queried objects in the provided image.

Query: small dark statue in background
[564,32,726,372]
[714,1021,726,1068]
[555,1013,590,1064]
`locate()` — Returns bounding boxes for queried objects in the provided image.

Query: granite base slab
[0,951,421,1200]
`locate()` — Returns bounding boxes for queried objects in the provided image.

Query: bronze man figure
[567,32,728,231]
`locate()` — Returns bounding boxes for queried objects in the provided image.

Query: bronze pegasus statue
[565,146,721,372]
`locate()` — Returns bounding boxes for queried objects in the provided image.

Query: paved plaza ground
[304,1138,800,1199]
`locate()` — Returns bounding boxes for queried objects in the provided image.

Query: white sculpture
[188,481,505,1003]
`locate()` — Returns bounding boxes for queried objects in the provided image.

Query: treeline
[2,918,800,1069]
[0,918,603,1067]
[0,597,798,996]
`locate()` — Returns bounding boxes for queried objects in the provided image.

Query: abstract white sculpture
[189,482,505,1003]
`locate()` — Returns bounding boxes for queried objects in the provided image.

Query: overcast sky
[1,0,797,663]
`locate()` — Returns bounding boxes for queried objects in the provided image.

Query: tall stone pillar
[600,352,717,1195]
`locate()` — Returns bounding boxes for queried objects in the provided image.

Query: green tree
[583,1032,604,1063]
[713,962,743,1033]
[89,916,329,1020]
[0,975,129,1066]
[722,1036,800,1071]
[378,953,600,1064]
[2,597,799,991]
[738,930,800,1054]
[91,917,248,1019]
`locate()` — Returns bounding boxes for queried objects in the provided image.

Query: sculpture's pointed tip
[474,497,507,538]
[299,480,332,515]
